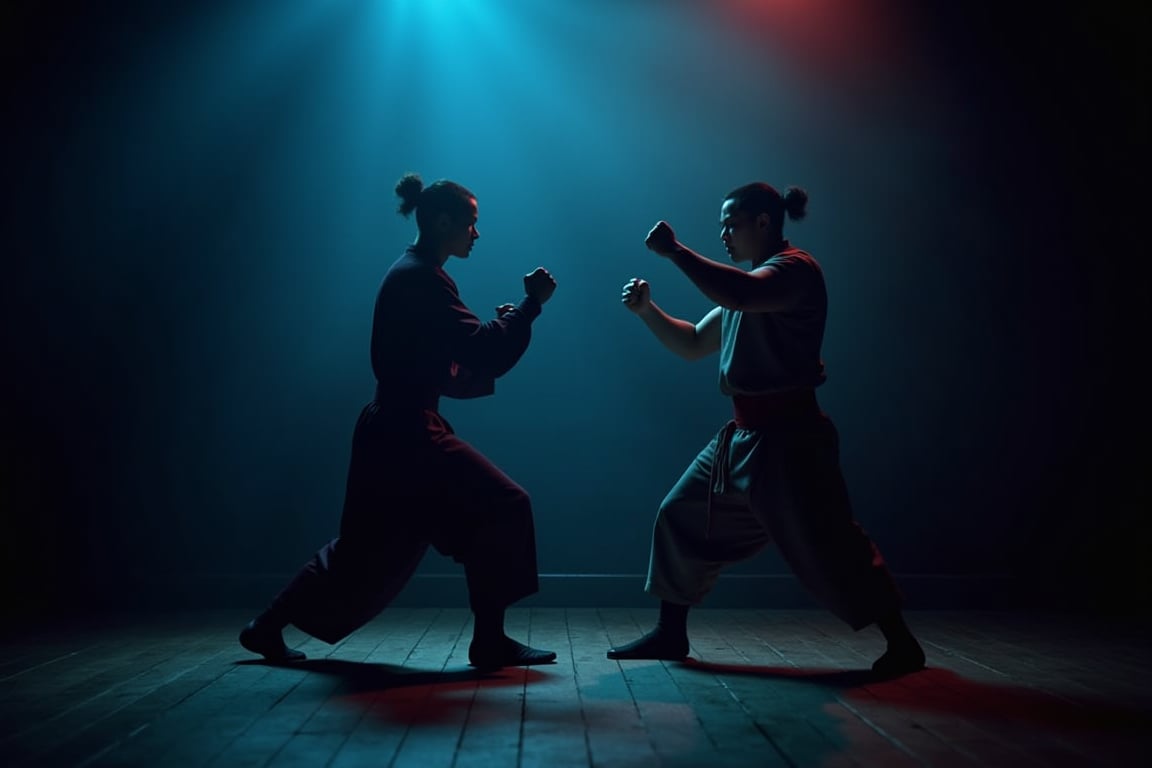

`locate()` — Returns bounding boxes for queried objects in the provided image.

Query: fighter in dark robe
[240,173,558,669]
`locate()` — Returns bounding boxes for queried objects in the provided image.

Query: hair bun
[395,172,424,217]
[783,186,808,221]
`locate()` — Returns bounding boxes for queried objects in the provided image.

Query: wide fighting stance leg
[609,430,771,660]
[754,416,925,676]
[420,415,555,669]
[241,404,431,661]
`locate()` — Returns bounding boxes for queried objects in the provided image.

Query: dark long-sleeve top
[370,246,541,411]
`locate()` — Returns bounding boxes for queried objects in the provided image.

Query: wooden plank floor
[1,609,1148,767]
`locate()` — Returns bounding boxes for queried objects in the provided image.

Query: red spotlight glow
[714,0,909,81]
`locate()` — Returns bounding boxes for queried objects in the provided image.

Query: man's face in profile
[720,199,771,265]
[443,198,480,259]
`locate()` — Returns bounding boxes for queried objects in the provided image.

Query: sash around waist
[731,389,819,428]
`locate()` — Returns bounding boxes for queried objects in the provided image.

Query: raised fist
[524,267,557,304]
[644,221,678,256]
[621,277,651,315]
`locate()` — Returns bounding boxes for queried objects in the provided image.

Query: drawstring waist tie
[705,389,819,538]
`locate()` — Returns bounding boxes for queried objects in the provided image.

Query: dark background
[2,0,1148,618]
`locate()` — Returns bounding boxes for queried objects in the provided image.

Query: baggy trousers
[646,409,902,630]
[268,402,540,644]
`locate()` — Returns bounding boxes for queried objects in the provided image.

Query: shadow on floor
[237,657,511,687]
[235,657,552,725]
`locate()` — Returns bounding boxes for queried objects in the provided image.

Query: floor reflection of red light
[318,662,548,726]
[682,661,1151,731]
[848,668,1150,730]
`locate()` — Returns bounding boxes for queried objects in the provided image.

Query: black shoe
[239,619,306,662]
[606,629,689,661]
[468,636,556,670]
[871,642,925,678]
